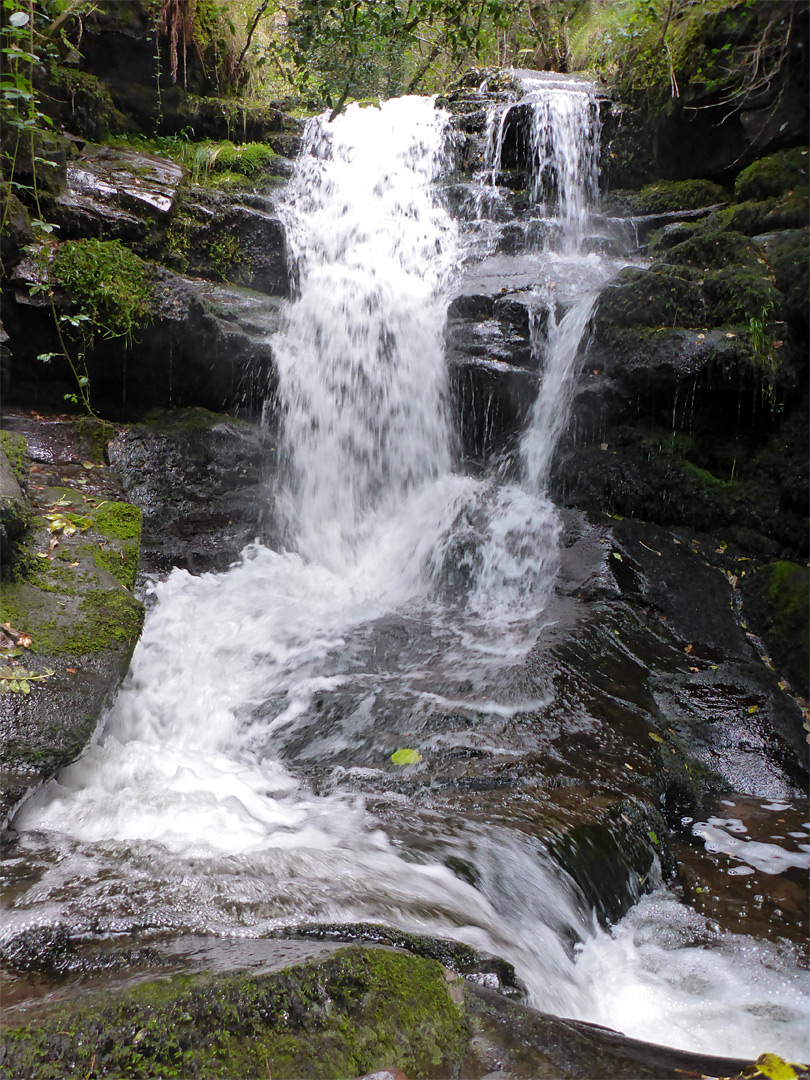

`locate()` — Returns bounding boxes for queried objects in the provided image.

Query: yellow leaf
[748,705,759,715]
[391,748,422,766]
[753,1052,804,1080]
[648,732,664,743]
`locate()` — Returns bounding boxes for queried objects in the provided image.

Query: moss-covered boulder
[708,189,810,236]
[0,943,763,1080]
[602,179,726,217]
[734,146,810,202]
[0,418,144,821]
[592,266,705,334]
[741,561,810,698]
[759,228,810,334]
[1,947,470,1080]
[0,436,31,572]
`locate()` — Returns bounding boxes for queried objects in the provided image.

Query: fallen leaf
[748,705,759,715]
[684,644,694,654]
[391,748,422,766]
[648,732,664,743]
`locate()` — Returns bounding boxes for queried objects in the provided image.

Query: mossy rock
[51,239,153,342]
[593,266,705,334]
[759,228,810,332]
[734,146,810,202]
[40,63,115,142]
[741,561,810,697]
[603,179,726,216]
[701,264,778,325]
[1,947,470,1080]
[0,430,29,488]
[658,227,763,272]
[709,190,810,236]
[0,445,31,577]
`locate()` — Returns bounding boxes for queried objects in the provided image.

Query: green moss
[205,232,243,274]
[742,561,809,695]
[603,179,726,217]
[59,589,143,654]
[661,228,761,271]
[213,140,277,177]
[710,190,810,236]
[85,544,138,590]
[0,430,29,487]
[2,948,470,1080]
[25,557,84,595]
[702,265,777,325]
[735,147,810,202]
[52,240,152,342]
[680,459,735,491]
[92,502,142,541]
[595,267,705,332]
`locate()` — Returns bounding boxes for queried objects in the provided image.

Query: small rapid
[4,84,808,1064]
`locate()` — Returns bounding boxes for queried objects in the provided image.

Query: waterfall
[273,98,458,565]
[4,88,808,1064]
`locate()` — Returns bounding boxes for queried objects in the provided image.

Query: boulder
[740,561,810,697]
[50,145,185,248]
[0,415,144,823]
[0,942,761,1080]
[108,407,278,576]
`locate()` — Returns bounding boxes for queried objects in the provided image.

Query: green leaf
[19,680,30,694]
[391,748,422,766]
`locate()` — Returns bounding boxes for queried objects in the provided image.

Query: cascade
[3,86,808,1063]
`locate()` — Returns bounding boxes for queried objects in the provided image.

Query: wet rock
[108,407,277,576]
[591,266,705,331]
[0,943,760,1080]
[165,190,290,296]
[0,924,162,979]
[0,415,144,823]
[0,436,30,571]
[740,561,810,697]
[266,923,524,999]
[4,264,280,417]
[464,982,752,1080]
[0,182,34,275]
[50,145,185,247]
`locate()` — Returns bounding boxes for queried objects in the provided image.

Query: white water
[6,90,808,1062]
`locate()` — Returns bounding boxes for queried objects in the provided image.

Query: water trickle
[482,71,600,252]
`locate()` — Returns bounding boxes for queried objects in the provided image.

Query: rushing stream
[4,81,808,1061]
